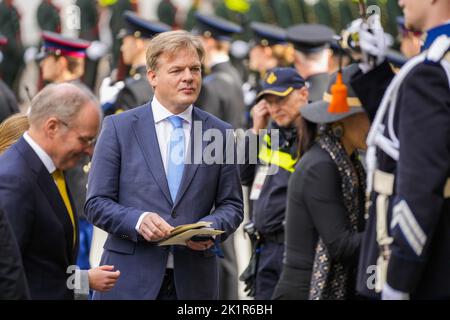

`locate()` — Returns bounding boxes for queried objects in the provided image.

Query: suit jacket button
[171,211,177,218]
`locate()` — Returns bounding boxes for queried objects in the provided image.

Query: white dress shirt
[135,97,193,268]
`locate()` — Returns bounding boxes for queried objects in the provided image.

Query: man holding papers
[85,30,243,300]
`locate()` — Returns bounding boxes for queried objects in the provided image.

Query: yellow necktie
[52,169,76,246]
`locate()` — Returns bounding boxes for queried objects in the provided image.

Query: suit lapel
[132,103,173,205]
[16,138,76,262]
[173,107,209,207]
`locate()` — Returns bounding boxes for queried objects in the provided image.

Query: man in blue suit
[85,30,244,300]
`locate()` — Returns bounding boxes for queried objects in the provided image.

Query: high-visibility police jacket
[240,124,298,236]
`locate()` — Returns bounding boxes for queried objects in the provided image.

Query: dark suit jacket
[0,137,79,300]
[85,103,244,300]
[0,208,29,299]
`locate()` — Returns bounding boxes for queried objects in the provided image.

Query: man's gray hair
[28,83,101,127]
[146,30,205,71]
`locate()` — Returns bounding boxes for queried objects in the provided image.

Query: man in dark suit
[85,30,244,300]
[0,208,29,299]
[351,1,450,299]
[0,83,119,299]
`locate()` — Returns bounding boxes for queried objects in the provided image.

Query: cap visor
[257,87,293,99]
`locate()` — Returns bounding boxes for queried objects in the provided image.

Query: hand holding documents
[158,221,224,246]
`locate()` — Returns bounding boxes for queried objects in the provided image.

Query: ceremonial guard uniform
[103,11,171,116]
[352,22,450,299]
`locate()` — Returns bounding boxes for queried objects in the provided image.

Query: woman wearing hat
[273,64,369,300]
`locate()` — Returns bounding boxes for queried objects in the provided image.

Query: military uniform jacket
[196,61,246,129]
[106,65,153,116]
[351,27,450,299]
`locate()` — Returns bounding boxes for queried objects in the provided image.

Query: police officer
[194,13,247,130]
[99,11,171,116]
[351,1,450,299]
[287,24,335,102]
[240,67,309,299]
[37,31,94,270]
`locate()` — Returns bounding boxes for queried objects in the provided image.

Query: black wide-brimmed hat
[300,64,365,124]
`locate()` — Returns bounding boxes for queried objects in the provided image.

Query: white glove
[358,14,391,72]
[86,41,109,61]
[381,283,410,300]
[23,46,38,64]
[99,77,124,105]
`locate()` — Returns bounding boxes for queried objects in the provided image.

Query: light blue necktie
[167,115,185,202]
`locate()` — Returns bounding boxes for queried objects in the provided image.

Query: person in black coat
[273,64,369,300]
[0,208,29,300]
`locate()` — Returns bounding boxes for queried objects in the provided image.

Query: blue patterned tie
[167,115,185,202]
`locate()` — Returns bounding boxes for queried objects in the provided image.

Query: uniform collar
[422,21,450,51]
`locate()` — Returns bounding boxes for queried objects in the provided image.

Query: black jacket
[273,144,364,300]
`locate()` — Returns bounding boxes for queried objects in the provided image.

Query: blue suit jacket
[0,138,79,300]
[85,103,243,299]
